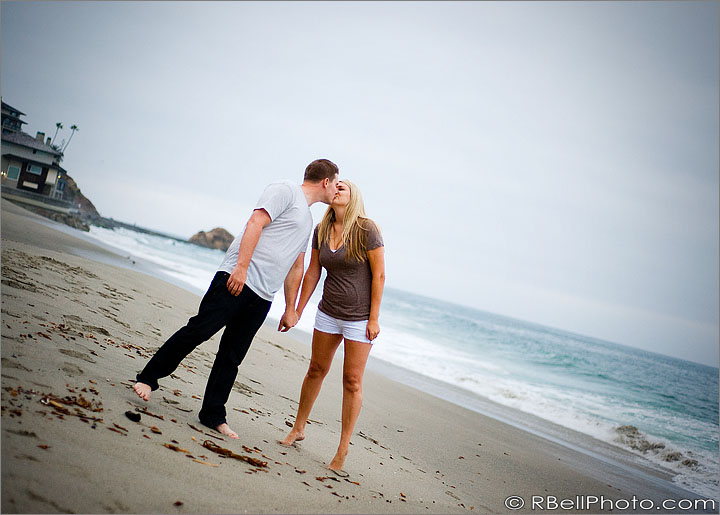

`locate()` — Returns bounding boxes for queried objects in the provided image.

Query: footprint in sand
[80,324,111,337]
[27,489,74,513]
[5,429,38,438]
[61,362,84,377]
[233,381,263,397]
[1,357,32,372]
[146,324,162,336]
[99,309,131,329]
[30,381,53,389]
[59,349,97,363]
[445,490,461,501]
[16,454,40,462]
[1,277,40,293]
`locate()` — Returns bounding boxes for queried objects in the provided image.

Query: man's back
[218,181,313,301]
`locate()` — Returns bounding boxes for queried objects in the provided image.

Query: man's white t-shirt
[218,181,313,302]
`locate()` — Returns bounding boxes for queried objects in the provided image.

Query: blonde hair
[317,180,379,263]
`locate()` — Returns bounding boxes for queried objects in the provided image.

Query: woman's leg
[280,330,343,446]
[329,339,372,471]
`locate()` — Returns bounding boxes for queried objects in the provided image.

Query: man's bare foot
[328,449,348,472]
[216,423,238,439]
[133,382,151,401]
[278,430,305,447]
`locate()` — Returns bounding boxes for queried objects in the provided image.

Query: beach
[1,200,714,514]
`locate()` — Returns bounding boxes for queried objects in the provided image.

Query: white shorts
[314,309,372,344]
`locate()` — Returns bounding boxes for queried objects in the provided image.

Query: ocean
[83,224,718,499]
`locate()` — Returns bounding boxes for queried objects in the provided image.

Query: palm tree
[51,122,63,145]
[61,124,79,153]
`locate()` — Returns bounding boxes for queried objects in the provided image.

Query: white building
[1,101,68,203]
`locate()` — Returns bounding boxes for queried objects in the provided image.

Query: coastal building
[2,101,27,134]
[1,100,72,210]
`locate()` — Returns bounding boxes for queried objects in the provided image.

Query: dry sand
[1,200,713,514]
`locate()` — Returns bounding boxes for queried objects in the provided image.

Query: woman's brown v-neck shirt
[312,223,384,321]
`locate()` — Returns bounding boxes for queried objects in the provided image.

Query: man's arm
[226,208,272,296]
[278,252,305,332]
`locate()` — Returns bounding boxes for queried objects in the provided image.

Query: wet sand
[1,200,713,514]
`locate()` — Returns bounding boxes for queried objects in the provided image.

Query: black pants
[136,271,271,428]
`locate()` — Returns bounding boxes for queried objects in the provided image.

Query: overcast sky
[2,1,718,366]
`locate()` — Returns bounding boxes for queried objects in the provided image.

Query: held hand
[227,266,247,296]
[366,320,380,341]
[278,310,299,332]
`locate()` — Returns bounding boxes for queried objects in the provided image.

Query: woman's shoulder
[359,218,383,248]
[359,217,380,233]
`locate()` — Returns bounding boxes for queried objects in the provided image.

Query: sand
[1,200,714,514]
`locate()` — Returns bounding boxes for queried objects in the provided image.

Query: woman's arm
[296,248,322,318]
[366,246,385,341]
[278,252,305,332]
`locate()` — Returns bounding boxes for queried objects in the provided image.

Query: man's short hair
[304,159,339,183]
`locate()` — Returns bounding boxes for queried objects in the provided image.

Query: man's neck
[301,182,324,206]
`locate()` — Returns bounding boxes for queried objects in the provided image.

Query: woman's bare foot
[328,449,348,472]
[133,382,151,401]
[279,430,305,447]
[216,423,239,439]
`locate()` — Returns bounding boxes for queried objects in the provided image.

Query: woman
[280,180,385,475]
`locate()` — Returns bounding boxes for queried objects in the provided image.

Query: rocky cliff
[17,204,91,232]
[188,228,235,251]
[63,174,101,220]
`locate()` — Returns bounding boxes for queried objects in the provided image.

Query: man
[133,159,340,439]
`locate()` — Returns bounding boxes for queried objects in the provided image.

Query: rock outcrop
[189,228,235,251]
[62,174,101,220]
[16,203,90,232]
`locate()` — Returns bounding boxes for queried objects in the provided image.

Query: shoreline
[2,200,715,513]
